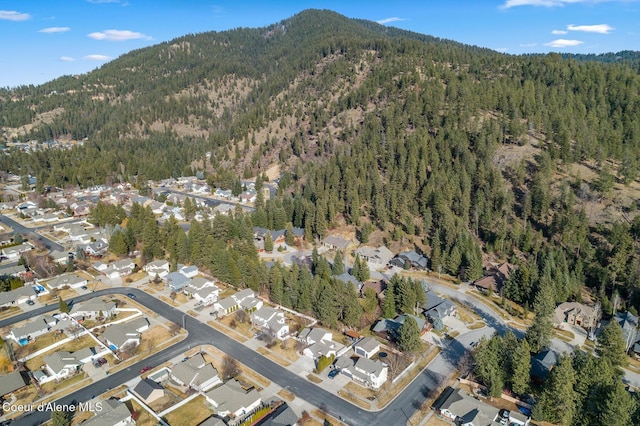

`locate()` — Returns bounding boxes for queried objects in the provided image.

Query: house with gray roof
[9,318,51,342]
[144,259,170,279]
[390,250,429,270]
[372,314,429,342]
[43,351,83,381]
[0,263,28,278]
[355,246,394,269]
[103,323,140,351]
[213,297,238,316]
[353,337,380,359]
[166,271,191,292]
[259,403,299,426]
[0,371,28,397]
[530,349,558,383]
[194,287,220,306]
[45,272,88,290]
[1,242,33,260]
[322,235,351,251]
[0,284,37,307]
[204,379,262,418]
[251,306,289,340]
[133,378,165,404]
[171,360,221,392]
[437,388,503,426]
[352,356,388,389]
[615,311,639,352]
[298,327,332,345]
[81,399,133,426]
[423,290,457,331]
[71,299,116,319]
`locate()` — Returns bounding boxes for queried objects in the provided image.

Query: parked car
[98,357,107,366]
[127,293,136,299]
[81,285,88,290]
[26,300,35,306]
[328,369,339,379]
[139,366,152,374]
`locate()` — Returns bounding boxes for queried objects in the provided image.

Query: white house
[354,246,394,270]
[1,243,33,260]
[104,259,135,279]
[353,337,380,359]
[232,288,255,304]
[103,323,140,351]
[298,327,333,346]
[45,273,88,290]
[70,299,117,320]
[43,351,83,381]
[251,307,289,340]
[82,399,133,426]
[204,379,262,418]
[300,328,348,360]
[213,297,238,316]
[352,357,388,389]
[194,287,220,306]
[144,259,170,279]
[0,285,37,308]
[186,277,216,294]
[170,354,221,392]
[240,296,263,312]
[179,264,199,278]
[9,318,51,342]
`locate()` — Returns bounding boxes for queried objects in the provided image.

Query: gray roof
[126,317,150,332]
[299,327,331,343]
[205,379,261,415]
[355,356,385,377]
[334,356,354,370]
[0,285,36,306]
[616,311,639,351]
[423,290,445,312]
[81,399,131,426]
[261,403,299,426]
[355,337,380,354]
[189,277,213,290]
[185,353,207,369]
[530,349,558,380]
[72,299,116,314]
[133,378,164,399]
[12,318,49,339]
[217,297,238,310]
[166,271,190,289]
[44,351,81,375]
[438,388,500,425]
[0,371,28,396]
[103,324,139,348]
[172,362,218,388]
[46,273,86,288]
[197,416,227,426]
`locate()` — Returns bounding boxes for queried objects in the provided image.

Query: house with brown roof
[553,302,600,330]
[473,262,515,293]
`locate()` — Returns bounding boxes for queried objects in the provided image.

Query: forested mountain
[2,9,640,315]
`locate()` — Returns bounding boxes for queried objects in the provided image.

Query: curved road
[0,214,63,252]
[4,287,443,426]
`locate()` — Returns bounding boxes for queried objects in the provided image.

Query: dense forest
[2,9,640,316]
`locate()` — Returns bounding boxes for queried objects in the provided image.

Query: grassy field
[256,346,291,367]
[163,395,213,426]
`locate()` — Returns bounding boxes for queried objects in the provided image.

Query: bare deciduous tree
[221,354,241,380]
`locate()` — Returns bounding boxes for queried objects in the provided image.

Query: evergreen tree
[533,355,576,425]
[263,231,274,252]
[511,338,531,395]
[352,255,369,282]
[285,223,295,246]
[382,288,396,318]
[525,277,554,352]
[596,320,628,370]
[51,409,70,426]
[397,316,421,353]
[332,250,345,275]
[58,297,70,314]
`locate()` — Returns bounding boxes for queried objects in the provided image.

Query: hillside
[2,9,640,313]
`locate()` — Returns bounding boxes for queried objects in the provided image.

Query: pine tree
[511,339,531,395]
[533,355,576,425]
[596,320,628,370]
[58,297,70,314]
[264,231,274,252]
[382,281,396,318]
[51,409,70,426]
[397,316,421,353]
[526,277,554,352]
[285,223,295,246]
[332,250,345,275]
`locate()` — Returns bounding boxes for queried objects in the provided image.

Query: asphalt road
[4,288,445,426]
[0,214,64,252]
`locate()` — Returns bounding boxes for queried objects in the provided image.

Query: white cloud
[567,24,614,33]
[503,0,628,8]
[520,43,538,47]
[87,29,151,41]
[376,17,406,25]
[59,56,75,62]
[39,27,71,34]
[0,10,31,21]
[84,54,112,61]
[545,38,584,47]
[552,29,568,34]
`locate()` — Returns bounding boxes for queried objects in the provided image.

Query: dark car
[127,293,136,299]
[26,300,35,306]
[498,409,510,426]
[139,366,152,374]
[81,285,88,290]
[328,369,339,379]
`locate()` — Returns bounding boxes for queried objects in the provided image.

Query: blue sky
[1,0,638,88]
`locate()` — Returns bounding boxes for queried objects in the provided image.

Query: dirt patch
[256,346,291,367]
[163,395,213,426]
[277,388,295,401]
[307,374,322,384]
[207,320,247,342]
[337,389,371,409]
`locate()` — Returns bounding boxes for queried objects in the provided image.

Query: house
[530,349,558,383]
[0,285,37,308]
[251,306,289,340]
[322,235,351,251]
[50,249,72,265]
[354,246,394,269]
[71,299,117,320]
[194,287,220,306]
[240,296,263,312]
[423,289,457,331]
[353,337,380,359]
[615,311,639,352]
[45,273,88,290]
[553,302,600,331]
[0,263,28,279]
[302,336,347,361]
[1,242,33,260]
[133,378,165,404]
[213,297,239,316]
[105,259,136,278]
[389,250,429,270]
[179,264,199,278]
[103,323,141,351]
[473,262,515,293]
[81,399,133,426]
[166,271,191,292]
[372,314,429,342]
[204,379,262,418]
[0,371,28,398]
[352,357,388,389]
[360,280,388,298]
[298,327,333,346]
[9,318,51,342]
[258,402,299,426]
[334,272,361,292]
[126,317,150,333]
[43,351,83,381]
[232,288,256,304]
[171,356,221,392]
[84,240,108,257]
[144,259,171,279]
[436,388,502,426]
[186,277,217,295]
